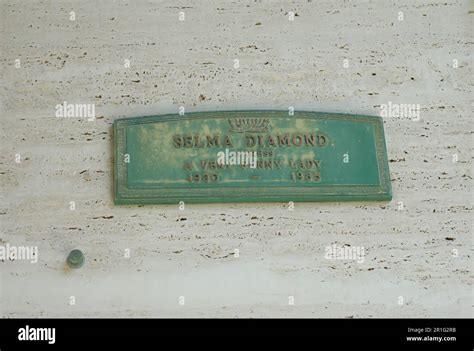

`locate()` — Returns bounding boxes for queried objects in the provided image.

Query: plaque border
[114,111,392,204]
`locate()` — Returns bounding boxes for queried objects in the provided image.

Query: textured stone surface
[0,0,472,317]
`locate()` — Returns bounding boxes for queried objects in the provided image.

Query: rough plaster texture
[0,0,472,317]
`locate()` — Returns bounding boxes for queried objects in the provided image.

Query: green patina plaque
[114,111,392,204]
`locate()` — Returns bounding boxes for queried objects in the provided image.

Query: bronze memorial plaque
[114,111,392,204]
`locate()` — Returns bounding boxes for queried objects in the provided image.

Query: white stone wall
[1,0,472,317]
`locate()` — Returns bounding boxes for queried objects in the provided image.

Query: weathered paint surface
[115,111,391,204]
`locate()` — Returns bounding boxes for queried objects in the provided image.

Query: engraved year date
[291,172,321,182]
[186,173,219,183]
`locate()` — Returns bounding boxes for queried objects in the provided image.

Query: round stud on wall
[67,249,85,269]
